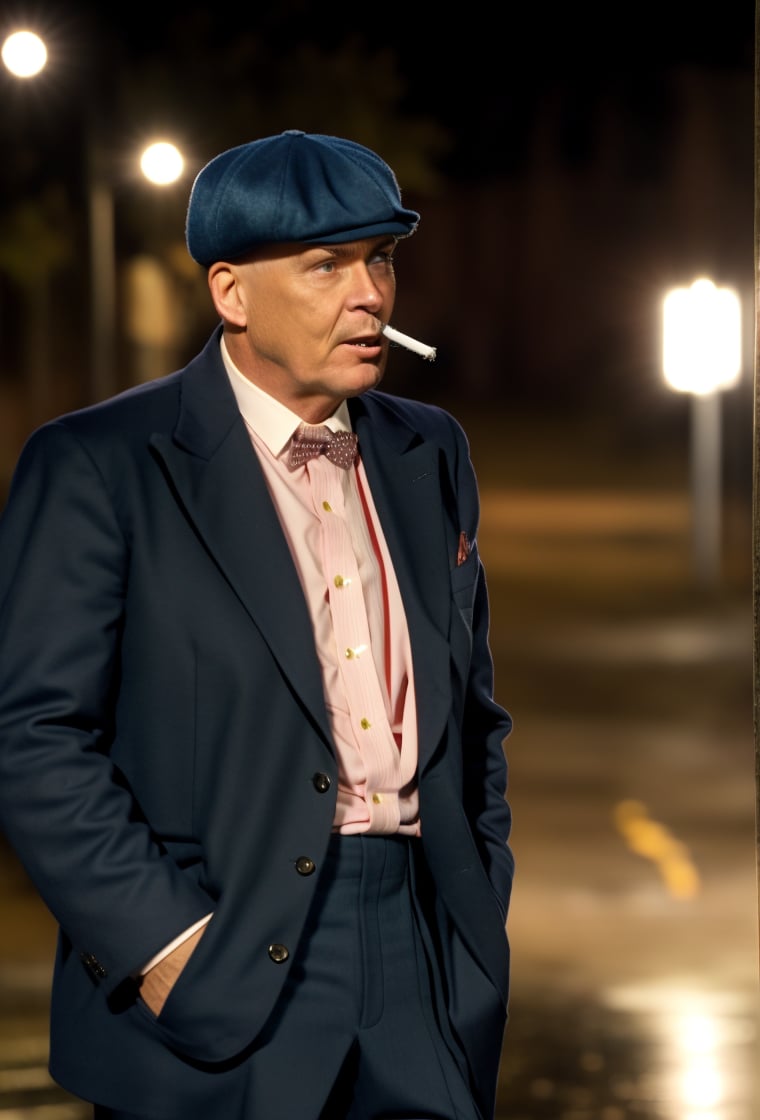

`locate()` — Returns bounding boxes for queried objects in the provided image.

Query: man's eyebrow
[308,238,397,258]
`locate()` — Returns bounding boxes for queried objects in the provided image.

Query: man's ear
[208,263,246,327]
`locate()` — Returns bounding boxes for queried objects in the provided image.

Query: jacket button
[295,856,316,876]
[312,772,331,793]
[268,943,289,964]
[79,951,107,979]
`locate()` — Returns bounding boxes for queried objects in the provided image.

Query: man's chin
[340,361,385,397]
[358,353,387,381]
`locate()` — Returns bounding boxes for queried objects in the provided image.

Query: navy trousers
[92,835,483,1120]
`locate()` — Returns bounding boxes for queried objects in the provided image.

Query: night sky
[4,1,755,179]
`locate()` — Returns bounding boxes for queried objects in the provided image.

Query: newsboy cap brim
[185,130,420,267]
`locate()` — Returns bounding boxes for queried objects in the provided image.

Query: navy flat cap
[185,129,420,266]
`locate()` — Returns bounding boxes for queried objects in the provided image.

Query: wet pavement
[0,422,758,1118]
[484,470,759,1119]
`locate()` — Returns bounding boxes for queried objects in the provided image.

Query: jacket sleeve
[0,422,213,994]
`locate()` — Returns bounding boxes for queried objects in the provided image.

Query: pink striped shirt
[222,340,420,835]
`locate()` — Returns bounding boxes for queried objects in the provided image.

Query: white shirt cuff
[137,913,213,976]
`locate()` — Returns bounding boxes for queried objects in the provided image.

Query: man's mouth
[345,334,382,350]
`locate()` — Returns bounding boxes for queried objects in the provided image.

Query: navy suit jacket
[0,327,513,1116]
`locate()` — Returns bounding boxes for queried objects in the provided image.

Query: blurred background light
[1,30,47,78]
[682,1061,722,1108]
[140,141,185,186]
[662,278,742,395]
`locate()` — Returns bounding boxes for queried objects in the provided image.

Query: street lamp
[89,138,186,401]
[1,30,47,77]
[662,277,742,588]
[140,141,185,186]
[3,27,187,402]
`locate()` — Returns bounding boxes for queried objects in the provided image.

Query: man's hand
[138,924,206,1016]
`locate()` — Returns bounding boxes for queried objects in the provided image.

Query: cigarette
[381,323,437,361]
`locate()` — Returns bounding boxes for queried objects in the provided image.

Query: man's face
[216,235,397,422]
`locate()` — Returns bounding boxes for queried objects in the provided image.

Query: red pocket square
[457,531,471,566]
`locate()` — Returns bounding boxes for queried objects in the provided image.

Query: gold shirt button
[322,501,332,512]
[371,793,383,804]
[360,718,371,729]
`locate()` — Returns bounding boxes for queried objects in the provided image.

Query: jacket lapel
[149,335,455,765]
[149,332,332,746]
[349,396,453,769]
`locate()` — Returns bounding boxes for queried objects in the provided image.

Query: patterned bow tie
[288,424,358,470]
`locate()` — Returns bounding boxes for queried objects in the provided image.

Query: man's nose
[347,264,385,310]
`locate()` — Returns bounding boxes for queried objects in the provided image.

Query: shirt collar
[220,335,352,459]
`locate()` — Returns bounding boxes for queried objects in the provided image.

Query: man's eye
[371,253,395,267]
[317,260,336,273]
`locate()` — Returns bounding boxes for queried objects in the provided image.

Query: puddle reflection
[498,984,758,1119]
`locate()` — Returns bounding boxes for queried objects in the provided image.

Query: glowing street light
[1,30,47,78]
[663,278,741,395]
[662,277,742,588]
[140,141,185,186]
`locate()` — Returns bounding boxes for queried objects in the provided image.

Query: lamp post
[662,277,742,588]
[87,137,185,401]
[3,27,186,403]
[87,131,117,402]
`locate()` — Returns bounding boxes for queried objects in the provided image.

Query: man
[0,130,513,1120]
